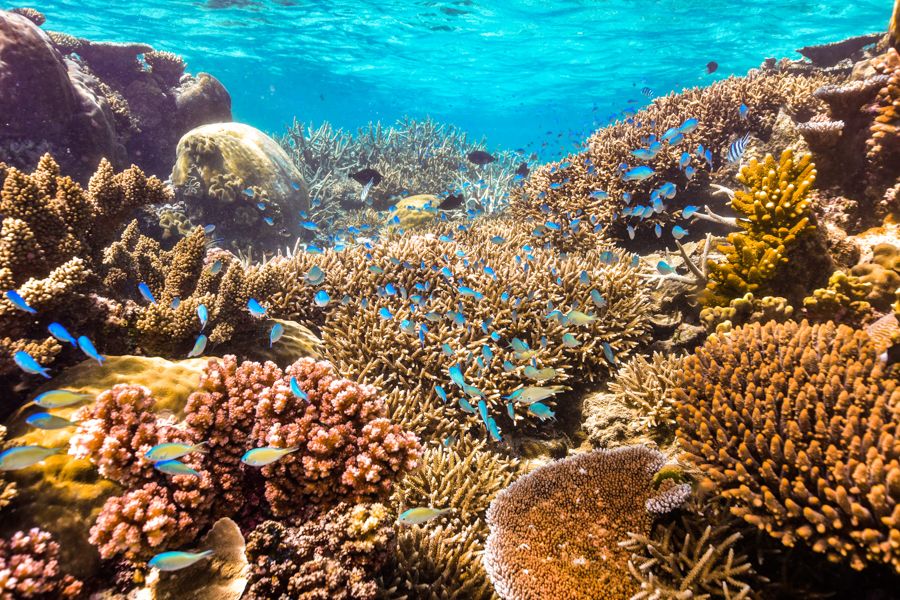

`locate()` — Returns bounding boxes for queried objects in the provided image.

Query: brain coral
[483,445,689,600]
[675,320,900,572]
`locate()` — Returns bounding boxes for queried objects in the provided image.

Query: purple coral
[251,357,422,515]
[0,528,82,599]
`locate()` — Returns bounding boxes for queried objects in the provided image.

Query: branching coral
[606,352,684,436]
[675,320,900,572]
[703,150,817,307]
[516,72,833,238]
[0,528,83,599]
[244,503,393,600]
[483,446,690,600]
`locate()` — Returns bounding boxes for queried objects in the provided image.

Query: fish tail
[193,441,209,453]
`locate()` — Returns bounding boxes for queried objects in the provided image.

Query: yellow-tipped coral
[703,150,817,307]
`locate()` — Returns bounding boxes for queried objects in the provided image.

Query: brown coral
[0,528,82,600]
[850,243,900,311]
[675,320,900,572]
[483,445,687,600]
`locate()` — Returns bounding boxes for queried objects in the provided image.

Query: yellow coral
[700,292,793,332]
[803,270,872,325]
[703,151,817,307]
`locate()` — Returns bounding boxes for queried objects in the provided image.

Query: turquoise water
[33,0,893,155]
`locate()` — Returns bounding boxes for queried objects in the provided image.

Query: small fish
[486,416,502,442]
[378,307,393,320]
[269,323,285,347]
[188,334,207,358]
[314,290,331,307]
[441,343,455,357]
[171,296,181,309]
[449,364,465,387]
[562,332,581,348]
[0,446,61,470]
[241,446,298,467]
[77,336,104,365]
[148,550,213,572]
[368,265,384,274]
[662,127,680,141]
[641,86,653,97]
[136,282,156,304]
[506,386,564,405]
[678,152,692,168]
[507,401,516,419]
[565,310,597,325]
[459,286,484,300]
[590,289,606,308]
[209,260,223,275]
[726,133,751,164]
[300,220,318,231]
[263,217,274,226]
[458,397,476,413]
[484,266,496,279]
[349,168,383,186]
[627,225,635,240]
[524,366,558,382]
[33,389,87,408]
[305,266,325,285]
[655,223,662,238]
[602,342,618,366]
[146,442,207,462]
[198,304,208,331]
[678,118,699,134]
[490,236,506,244]
[669,132,684,145]
[5,290,36,313]
[658,182,677,199]
[154,459,200,477]
[290,376,309,401]
[26,412,75,430]
[203,224,216,234]
[682,205,699,219]
[466,150,495,165]
[622,166,655,182]
[435,385,448,402]
[656,261,675,275]
[400,319,416,335]
[672,225,688,240]
[47,322,77,347]
[739,103,749,120]
[243,187,255,198]
[248,298,267,318]
[589,189,609,199]
[397,507,452,525]
[527,402,556,421]
[706,61,718,74]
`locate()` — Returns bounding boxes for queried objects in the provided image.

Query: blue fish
[148,550,213,572]
[544,221,561,231]
[658,182,677,199]
[458,397,475,414]
[209,260,223,275]
[203,224,216,234]
[727,133,751,164]
[138,282,157,304]
[263,217,274,226]
[622,166,654,182]
[482,345,493,361]
[385,283,398,296]
[661,127,680,141]
[300,220,318,231]
[630,148,655,161]
[435,385,448,402]
[682,205,699,219]
[484,266,496,279]
[657,261,675,275]
[290,376,309,401]
[305,266,325,285]
[562,332,581,348]
[507,402,516,420]
[459,286,484,300]
[197,304,208,331]
[679,152,692,168]
[187,334,207,358]
[590,289,606,308]
[171,296,181,309]
[269,323,284,347]
[589,190,609,199]
[669,132,684,145]
[739,103,749,119]
[243,187,255,197]
[490,236,506,244]
[655,224,662,238]
[47,322,77,347]
[314,290,331,307]
[602,342,618,366]
[527,402,556,421]
[441,343,455,357]
[678,118,699,134]
[486,416,502,442]
[77,336,104,365]
[672,225,688,240]
[26,412,75,430]
[449,364,465,388]
[627,225,635,240]
[247,298,267,318]
[154,459,200,477]
[378,307,393,320]
[5,290,36,314]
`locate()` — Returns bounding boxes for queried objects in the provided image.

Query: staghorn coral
[251,356,422,515]
[606,352,684,437]
[675,320,900,572]
[243,502,393,600]
[703,150,817,307]
[803,270,873,326]
[0,528,82,599]
[517,72,833,239]
[483,446,688,600]
[850,243,900,311]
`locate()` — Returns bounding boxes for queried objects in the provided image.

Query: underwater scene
[0,1,899,598]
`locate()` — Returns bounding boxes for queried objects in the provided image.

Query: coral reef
[699,293,794,332]
[676,320,900,572]
[606,351,683,437]
[483,446,689,600]
[170,122,309,252]
[244,503,393,600]
[850,242,900,311]
[866,49,900,187]
[0,426,16,512]
[703,150,818,307]
[802,270,873,326]
[0,528,83,599]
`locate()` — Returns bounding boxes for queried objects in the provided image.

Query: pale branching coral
[607,352,684,437]
[244,503,393,600]
[0,528,82,600]
[483,446,688,600]
[676,320,900,572]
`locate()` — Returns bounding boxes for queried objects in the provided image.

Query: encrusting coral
[244,502,393,600]
[675,320,900,572]
[0,527,83,599]
[483,445,690,600]
[802,270,873,326]
[703,150,818,307]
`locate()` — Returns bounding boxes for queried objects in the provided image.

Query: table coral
[675,320,900,572]
[483,445,689,600]
[703,150,817,307]
[0,528,82,599]
[244,502,393,600]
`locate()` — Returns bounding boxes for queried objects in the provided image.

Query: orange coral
[676,320,900,572]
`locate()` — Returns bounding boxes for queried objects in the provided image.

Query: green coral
[703,150,817,307]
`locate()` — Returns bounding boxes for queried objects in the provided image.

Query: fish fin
[193,441,209,454]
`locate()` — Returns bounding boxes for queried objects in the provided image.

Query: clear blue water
[40,0,889,154]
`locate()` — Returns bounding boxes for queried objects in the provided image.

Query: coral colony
[0,3,898,599]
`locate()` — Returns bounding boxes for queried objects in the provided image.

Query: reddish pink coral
[68,384,184,486]
[251,357,422,515]
[89,476,213,562]
[0,528,82,599]
[183,355,282,516]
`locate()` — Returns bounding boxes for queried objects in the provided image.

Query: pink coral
[69,384,184,486]
[0,528,82,599]
[89,478,213,562]
[183,355,282,516]
[251,357,422,515]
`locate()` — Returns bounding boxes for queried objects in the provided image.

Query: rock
[171,122,309,251]
[797,33,883,67]
[175,73,233,134]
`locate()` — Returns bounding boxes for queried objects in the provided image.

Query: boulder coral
[483,445,690,600]
[675,320,900,572]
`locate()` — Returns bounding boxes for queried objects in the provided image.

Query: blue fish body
[682,205,699,219]
[148,550,213,572]
[77,336,104,365]
[622,166,654,182]
[269,323,285,347]
[378,307,393,320]
[154,459,200,477]
[137,282,157,304]
[188,334,207,358]
[48,322,77,347]
[5,290,36,314]
[247,298,267,318]
[449,364,465,387]
[672,225,688,240]
[314,290,331,307]
[290,376,309,401]
[678,118,699,134]
[197,304,208,331]
[435,385,447,402]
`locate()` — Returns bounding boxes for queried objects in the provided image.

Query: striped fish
[726,133,751,164]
